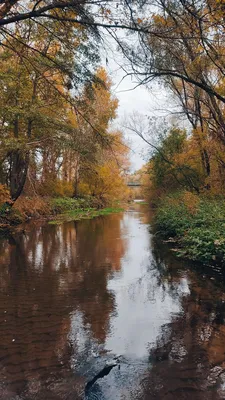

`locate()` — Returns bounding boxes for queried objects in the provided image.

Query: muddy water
[1,205,225,399]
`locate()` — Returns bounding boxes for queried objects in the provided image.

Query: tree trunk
[73,155,80,198]
[9,149,29,201]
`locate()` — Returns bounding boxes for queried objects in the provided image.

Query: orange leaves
[100,7,111,17]
[81,67,119,134]
[182,191,200,215]
[0,185,10,206]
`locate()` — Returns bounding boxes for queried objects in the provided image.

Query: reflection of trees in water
[137,236,225,400]
[2,210,225,399]
[0,213,126,399]
[132,235,190,304]
[72,215,127,342]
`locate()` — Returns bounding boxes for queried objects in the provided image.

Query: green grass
[0,196,124,234]
[50,197,97,214]
[48,207,124,224]
[155,194,225,265]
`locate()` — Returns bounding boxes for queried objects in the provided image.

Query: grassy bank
[155,192,225,265]
[49,206,124,224]
[0,196,124,232]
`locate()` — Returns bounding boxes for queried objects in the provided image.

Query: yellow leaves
[78,130,129,204]
[82,67,118,133]
[152,13,175,29]
[67,108,78,128]
[215,77,225,97]
[152,14,166,26]
[80,160,127,203]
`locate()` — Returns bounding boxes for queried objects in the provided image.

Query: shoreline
[154,193,225,267]
[0,196,126,236]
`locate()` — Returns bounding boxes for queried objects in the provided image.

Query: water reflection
[0,206,225,398]
[0,214,125,399]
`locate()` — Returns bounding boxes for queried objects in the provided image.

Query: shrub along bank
[155,192,225,265]
[0,196,123,232]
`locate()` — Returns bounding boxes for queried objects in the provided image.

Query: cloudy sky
[101,34,178,172]
[113,78,171,171]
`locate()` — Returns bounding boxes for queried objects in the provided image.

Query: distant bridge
[127,182,142,187]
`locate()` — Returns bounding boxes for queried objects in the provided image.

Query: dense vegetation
[136,119,225,265]
[0,7,131,226]
[2,0,225,250]
[155,193,225,265]
[137,120,225,266]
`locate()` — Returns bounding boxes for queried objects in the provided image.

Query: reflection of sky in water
[67,208,191,369]
[67,209,193,399]
[104,211,190,358]
[1,207,225,399]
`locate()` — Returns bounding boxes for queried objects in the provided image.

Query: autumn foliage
[0,16,129,209]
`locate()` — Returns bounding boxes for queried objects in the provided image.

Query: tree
[0,14,101,200]
[79,130,130,205]
[1,0,225,110]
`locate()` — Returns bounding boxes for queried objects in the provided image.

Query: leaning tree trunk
[9,149,29,201]
[8,114,32,201]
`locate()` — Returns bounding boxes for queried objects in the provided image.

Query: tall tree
[0,16,99,200]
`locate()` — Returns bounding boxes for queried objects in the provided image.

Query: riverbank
[0,196,124,234]
[154,192,225,266]
[49,207,124,224]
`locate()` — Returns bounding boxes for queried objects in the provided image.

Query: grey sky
[101,34,177,172]
[114,80,170,171]
[111,72,175,172]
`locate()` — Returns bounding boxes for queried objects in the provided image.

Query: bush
[37,179,74,198]
[50,196,97,214]
[155,192,194,237]
[15,196,51,218]
[0,203,23,225]
[155,191,225,264]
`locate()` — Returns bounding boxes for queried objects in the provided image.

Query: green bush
[155,193,225,264]
[0,203,23,225]
[155,202,193,237]
[50,196,97,214]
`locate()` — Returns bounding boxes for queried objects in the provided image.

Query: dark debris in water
[85,362,119,393]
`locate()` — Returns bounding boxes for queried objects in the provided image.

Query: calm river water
[1,204,225,399]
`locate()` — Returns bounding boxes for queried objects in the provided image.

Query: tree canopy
[2,0,225,204]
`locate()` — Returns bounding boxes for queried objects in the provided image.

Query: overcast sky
[113,79,170,171]
[110,72,177,172]
[101,34,179,172]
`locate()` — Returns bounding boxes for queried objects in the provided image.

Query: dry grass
[0,184,10,206]
[15,196,51,218]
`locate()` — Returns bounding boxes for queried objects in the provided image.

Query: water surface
[0,205,225,399]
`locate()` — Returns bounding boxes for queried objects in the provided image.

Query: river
[0,203,225,399]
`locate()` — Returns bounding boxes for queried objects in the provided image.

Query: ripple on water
[0,207,224,399]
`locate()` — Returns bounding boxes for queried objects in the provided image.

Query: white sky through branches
[101,33,179,172]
